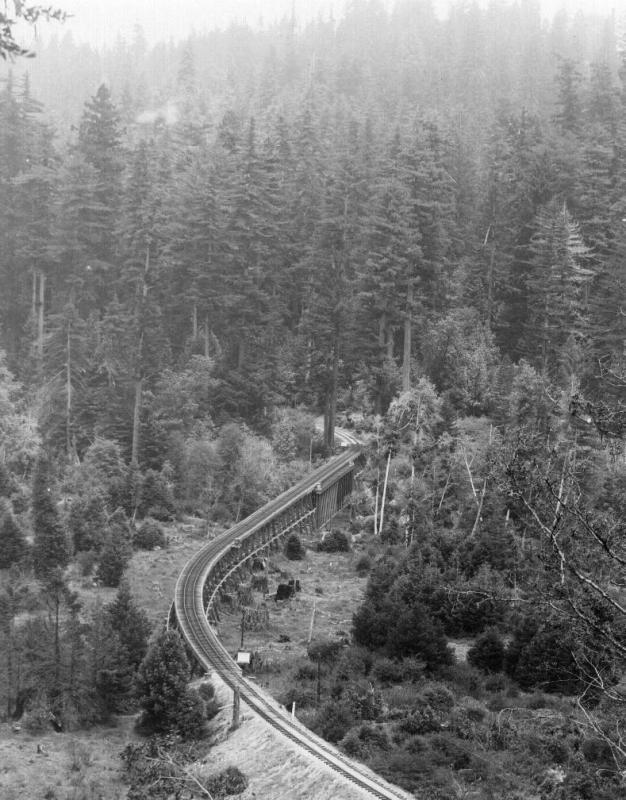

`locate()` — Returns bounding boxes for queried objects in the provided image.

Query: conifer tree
[106,580,151,669]
[70,84,124,310]
[523,200,593,376]
[0,566,30,717]
[135,628,196,734]
[358,130,419,411]
[31,453,68,578]
[0,498,27,568]
[88,602,134,719]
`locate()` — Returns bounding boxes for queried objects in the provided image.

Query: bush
[251,574,268,593]
[467,629,505,673]
[22,693,54,733]
[76,549,97,577]
[385,603,455,670]
[343,681,383,721]
[312,700,356,742]
[284,532,305,560]
[582,737,614,766]
[198,681,215,701]
[280,686,316,710]
[173,688,206,740]
[372,657,404,684]
[355,553,372,575]
[506,620,589,694]
[396,706,442,735]
[419,683,455,712]
[205,766,249,798]
[335,646,373,681]
[133,519,167,550]
[429,733,473,769]
[294,659,318,681]
[308,638,343,664]
[318,529,350,553]
[401,657,426,682]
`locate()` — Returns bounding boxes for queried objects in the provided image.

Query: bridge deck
[174,446,413,800]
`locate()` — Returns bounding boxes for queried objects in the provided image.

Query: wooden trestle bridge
[170,433,414,799]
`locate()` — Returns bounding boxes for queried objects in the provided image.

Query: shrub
[173,688,206,740]
[308,638,343,664]
[76,549,97,577]
[251,574,268,593]
[335,647,373,681]
[133,519,167,550]
[318,529,350,553]
[582,737,614,766]
[355,722,390,752]
[401,657,426,683]
[204,697,220,722]
[280,687,316,710]
[430,733,473,769]
[355,554,372,575]
[396,706,442,735]
[294,659,318,681]
[284,532,305,560]
[419,683,455,713]
[205,766,248,798]
[198,682,215,702]
[344,681,383,721]
[372,657,404,684]
[22,693,54,733]
[341,728,366,758]
[467,629,505,673]
[386,604,455,670]
[484,673,508,692]
[507,621,589,694]
[312,700,356,742]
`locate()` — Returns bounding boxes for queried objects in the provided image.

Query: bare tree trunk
[379,451,392,536]
[131,369,143,466]
[324,338,339,451]
[131,247,151,466]
[402,280,413,393]
[34,269,45,360]
[374,465,380,536]
[192,304,198,339]
[66,321,72,459]
[204,318,210,357]
[469,478,487,539]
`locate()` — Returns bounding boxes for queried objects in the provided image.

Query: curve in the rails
[174,446,412,800]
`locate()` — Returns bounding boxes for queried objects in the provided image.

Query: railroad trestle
[202,461,355,623]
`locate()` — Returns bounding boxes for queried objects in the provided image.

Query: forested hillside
[0,2,625,798]
[0,0,624,456]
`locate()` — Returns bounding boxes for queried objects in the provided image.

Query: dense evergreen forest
[0,2,625,799]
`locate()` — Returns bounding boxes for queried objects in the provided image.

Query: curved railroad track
[174,438,412,800]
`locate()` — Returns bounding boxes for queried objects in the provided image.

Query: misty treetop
[0,2,624,460]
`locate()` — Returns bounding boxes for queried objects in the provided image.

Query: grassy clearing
[0,520,384,800]
[69,524,220,625]
[216,520,370,700]
[0,718,135,800]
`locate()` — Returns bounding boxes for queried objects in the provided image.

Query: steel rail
[174,445,412,800]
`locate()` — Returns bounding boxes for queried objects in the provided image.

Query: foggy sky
[23,0,624,49]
